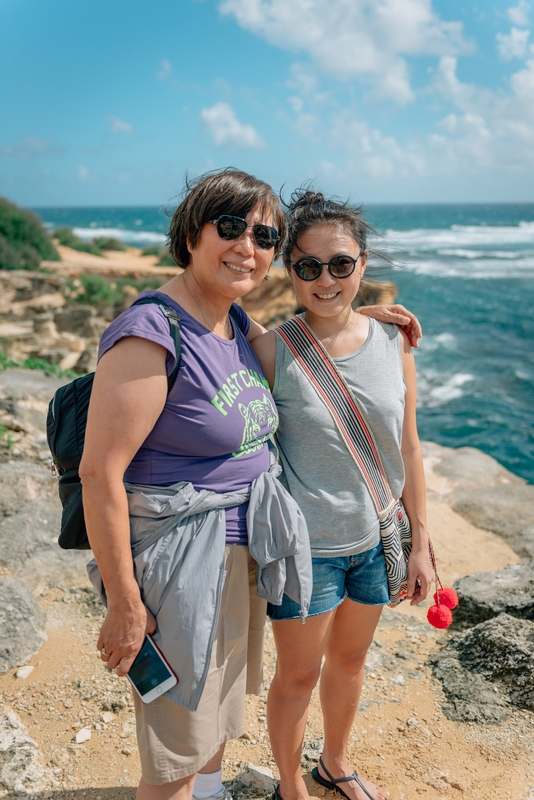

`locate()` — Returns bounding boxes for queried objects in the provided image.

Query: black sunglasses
[211,215,279,250]
[290,254,360,281]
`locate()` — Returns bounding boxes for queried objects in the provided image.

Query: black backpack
[47,297,242,550]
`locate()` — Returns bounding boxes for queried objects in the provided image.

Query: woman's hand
[406,546,434,606]
[359,304,422,348]
[97,601,157,677]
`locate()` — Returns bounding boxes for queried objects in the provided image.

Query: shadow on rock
[453,561,534,626]
[431,613,534,723]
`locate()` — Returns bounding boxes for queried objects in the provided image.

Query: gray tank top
[273,318,406,557]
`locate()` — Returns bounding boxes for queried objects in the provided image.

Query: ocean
[34,203,534,484]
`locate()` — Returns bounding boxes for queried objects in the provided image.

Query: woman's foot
[276,775,310,800]
[316,757,386,800]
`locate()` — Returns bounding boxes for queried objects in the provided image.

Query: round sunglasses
[211,215,279,250]
[290,254,361,281]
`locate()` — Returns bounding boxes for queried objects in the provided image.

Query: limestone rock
[74,345,98,374]
[230,764,277,796]
[451,485,534,558]
[0,578,47,673]
[432,656,510,723]
[423,442,525,489]
[0,459,87,592]
[0,710,50,793]
[432,613,534,721]
[54,305,106,339]
[453,561,534,625]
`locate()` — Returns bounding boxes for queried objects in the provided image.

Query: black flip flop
[272,786,284,800]
[311,756,376,800]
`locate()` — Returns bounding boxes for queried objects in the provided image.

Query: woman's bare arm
[250,330,277,389]
[359,304,423,347]
[246,316,268,343]
[79,336,168,675]
[398,331,433,605]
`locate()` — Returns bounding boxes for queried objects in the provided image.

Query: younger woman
[252,191,433,800]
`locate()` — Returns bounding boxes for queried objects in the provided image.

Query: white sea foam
[385,222,534,251]
[417,371,474,407]
[72,226,166,245]
[403,255,534,278]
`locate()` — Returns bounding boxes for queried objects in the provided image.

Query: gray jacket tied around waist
[87,461,311,711]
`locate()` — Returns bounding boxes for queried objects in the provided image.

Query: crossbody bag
[276,315,440,608]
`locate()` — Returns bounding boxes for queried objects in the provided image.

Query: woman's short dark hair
[283,187,374,263]
[167,168,287,267]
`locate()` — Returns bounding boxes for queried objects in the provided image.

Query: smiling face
[288,223,367,318]
[187,204,275,301]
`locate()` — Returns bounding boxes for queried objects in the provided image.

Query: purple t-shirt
[98,290,279,545]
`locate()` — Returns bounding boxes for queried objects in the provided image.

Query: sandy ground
[1,460,533,800]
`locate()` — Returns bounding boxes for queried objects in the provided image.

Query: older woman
[79,169,421,800]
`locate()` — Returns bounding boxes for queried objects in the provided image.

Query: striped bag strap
[276,316,395,516]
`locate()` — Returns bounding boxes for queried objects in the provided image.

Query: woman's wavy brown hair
[167,168,287,268]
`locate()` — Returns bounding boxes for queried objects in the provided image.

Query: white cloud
[511,52,534,96]
[219,0,471,103]
[497,27,530,60]
[77,165,89,181]
[430,54,534,170]
[508,1,530,27]
[107,116,134,135]
[157,59,173,80]
[0,136,64,159]
[200,102,266,148]
[291,46,534,189]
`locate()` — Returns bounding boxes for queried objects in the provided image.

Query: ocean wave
[436,248,526,259]
[417,371,474,407]
[72,227,167,245]
[401,256,534,278]
[385,222,534,251]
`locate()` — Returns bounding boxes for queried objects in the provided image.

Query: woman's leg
[318,598,385,800]
[137,774,196,800]
[267,611,336,800]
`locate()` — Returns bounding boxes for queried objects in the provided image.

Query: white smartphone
[127,635,177,704]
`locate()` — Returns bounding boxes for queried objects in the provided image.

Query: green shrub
[0,350,78,379]
[54,226,103,257]
[75,274,125,308]
[0,197,60,270]
[54,226,80,247]
[93,236,126,251]
[70,274,164,311]
[157,250,176,266]
[142,245,163,256]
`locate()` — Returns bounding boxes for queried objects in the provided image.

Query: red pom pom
[427,604,453,629]
[433,587,459,609]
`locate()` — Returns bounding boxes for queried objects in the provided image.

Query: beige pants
[133,545,266,784]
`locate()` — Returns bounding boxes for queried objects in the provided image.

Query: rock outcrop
[0,271,104,373]
[0,579,47,674]
[0,710,50,793]
[453,561,534,625]
[432,613,534,722]
[452,485,534,559]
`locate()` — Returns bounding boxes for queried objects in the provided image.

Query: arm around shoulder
[250,329,277,389]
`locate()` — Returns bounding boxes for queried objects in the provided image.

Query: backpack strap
[276,316,394,516]
[132,297,181,392]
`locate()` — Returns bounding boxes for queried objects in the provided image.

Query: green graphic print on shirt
[210,368,278,458]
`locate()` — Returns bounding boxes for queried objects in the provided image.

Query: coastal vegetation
[142,244,175,266]
[0,350,77,379]
[54,227,128,256]
[0,198,60,270]
[68,273,164,312]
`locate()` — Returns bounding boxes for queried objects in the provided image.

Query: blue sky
[1,0,534,206]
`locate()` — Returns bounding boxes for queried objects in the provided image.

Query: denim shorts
[269,541,390,621]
